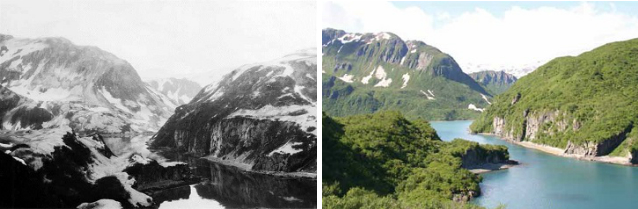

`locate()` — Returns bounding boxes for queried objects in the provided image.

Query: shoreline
[467,161,519,174]
[476,132,635,166]
[203,156,317,179]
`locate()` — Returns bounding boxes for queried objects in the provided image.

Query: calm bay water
[430,120,638,209]
[102,135,317,208]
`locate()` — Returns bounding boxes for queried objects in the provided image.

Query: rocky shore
[477,133,635,166]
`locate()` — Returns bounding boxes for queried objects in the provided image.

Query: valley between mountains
[0,34,317,208]
[321,28,638,209]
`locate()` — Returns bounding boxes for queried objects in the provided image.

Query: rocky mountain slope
[1,129,158,208]
[322,28,492,120]
[470,38,638,164]
[0,34,174,133]
[151,48,317,173]
[469,70,518,95]
[462,61,541,78]
[146,78,202,106]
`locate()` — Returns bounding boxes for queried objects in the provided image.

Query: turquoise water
[430,120,638,209]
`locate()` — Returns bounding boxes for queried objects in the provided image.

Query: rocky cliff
[322,28,492,120]
[470,38,638,164]
[151,49,317,173]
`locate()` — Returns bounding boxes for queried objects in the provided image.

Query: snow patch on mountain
[481,94,491,105]
[372,66,392,87]
[268,141,303,156]
[420,90,435,100]
[228,104,316,134]
[468,104,485,112]
[78,199,122,209]
[361,68,375,84]
[338,74,354,83]
[401,73,410,89]
[374,32,392,41]
[338,33,363,44]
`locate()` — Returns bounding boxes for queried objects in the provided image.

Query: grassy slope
[470,38,638,154]
[322,30,490,121]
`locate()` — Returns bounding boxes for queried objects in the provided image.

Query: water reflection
[102,135,317,208]
[191,159,316,208]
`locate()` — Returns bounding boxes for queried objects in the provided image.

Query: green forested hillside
[470,38,638,160]
[322,28,492,120]
[323,111,509,208]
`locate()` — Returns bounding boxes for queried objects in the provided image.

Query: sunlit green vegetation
[323,111,509,209]
[471,38,638,154]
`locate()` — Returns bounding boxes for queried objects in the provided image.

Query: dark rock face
[459,146,511,168]
[564,124,634,156]
[92,134,115,158]
[0,132,138,208]
[151,50,317,173]
[631,150,638,164]
[124,160,199,192]
[147,184,191,206]
[0,150,60,208]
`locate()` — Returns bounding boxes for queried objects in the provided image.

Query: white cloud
[0,0,316,82]
[323,1,638,73]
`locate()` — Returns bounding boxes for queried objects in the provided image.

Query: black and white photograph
[0,0,317,208]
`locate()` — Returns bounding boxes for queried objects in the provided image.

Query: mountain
[322,111,512,208]
[150,48,317,173]
[469,70,517,95]
[0,128,195,208]
[0,34,173,133]
[322,28,492,120]
[146,78,202,106]
[470,38,638,164]
[462,61,542,78]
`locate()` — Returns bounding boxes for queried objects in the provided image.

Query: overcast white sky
[0,0,316,81]
[323,1,638,72]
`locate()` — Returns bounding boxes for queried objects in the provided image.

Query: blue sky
[392,1,631,17]
[323,1,638,73]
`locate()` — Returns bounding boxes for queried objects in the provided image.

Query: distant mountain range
[0,34,173,133]
[145,78,202,106]
[461,61,542,78]
[469,70,517,95]
[322,28,492,120]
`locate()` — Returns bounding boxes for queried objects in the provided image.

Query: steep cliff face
[0,34,173,133]
[470,38,638,163]
[322,28,492,120]
[151,49,317,173]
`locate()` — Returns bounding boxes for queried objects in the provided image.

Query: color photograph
[322,1,638,209]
